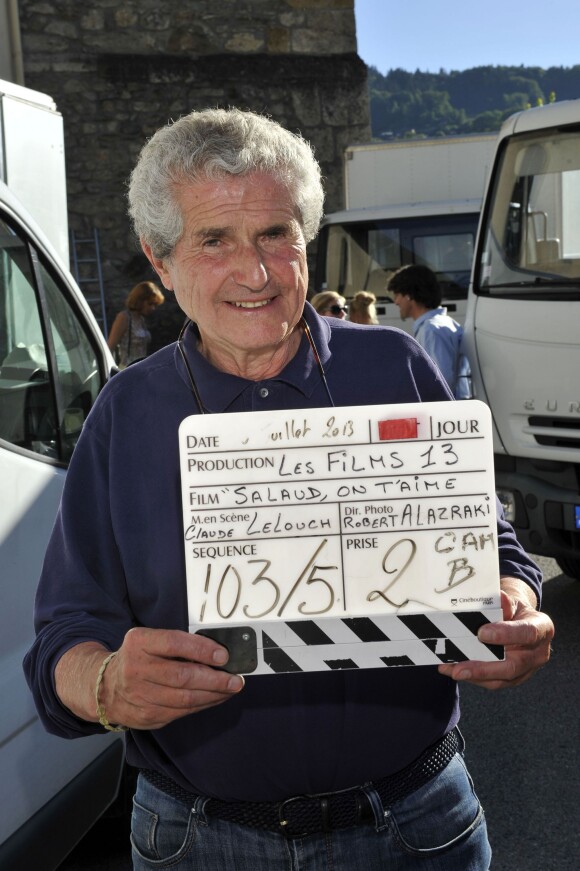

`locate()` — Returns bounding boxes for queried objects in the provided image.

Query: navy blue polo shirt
[24,303,541,801]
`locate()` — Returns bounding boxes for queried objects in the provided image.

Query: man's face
[144,172,309,376]
[392,291,413,321]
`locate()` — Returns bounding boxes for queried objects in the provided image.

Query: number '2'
[367,538,417,608]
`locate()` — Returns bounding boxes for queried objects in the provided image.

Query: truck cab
[463,100,580,579]
[314,200,480,329]
[315,134,497,330]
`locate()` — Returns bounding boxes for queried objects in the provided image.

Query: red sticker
[378,418,418,440]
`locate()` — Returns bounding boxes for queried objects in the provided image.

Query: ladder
[70,227,108,338]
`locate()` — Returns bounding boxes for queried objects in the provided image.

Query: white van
[0,83,123,869]
[463,99,580,580]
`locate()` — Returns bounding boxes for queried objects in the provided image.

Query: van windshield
[477,126,580,297]
[316,213,479,302]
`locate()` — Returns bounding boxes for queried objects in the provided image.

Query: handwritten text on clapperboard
[179,400,500,630]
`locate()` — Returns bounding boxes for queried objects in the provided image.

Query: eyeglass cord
[176,316,335,415]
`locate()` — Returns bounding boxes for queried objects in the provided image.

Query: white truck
[0,79,123,869]
[463,99,580,580]
[314,134,497,329]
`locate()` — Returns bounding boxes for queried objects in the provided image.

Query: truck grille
[528,416,580,449]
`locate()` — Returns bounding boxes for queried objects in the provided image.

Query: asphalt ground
[59,556,579,871]
[459,555,580,871]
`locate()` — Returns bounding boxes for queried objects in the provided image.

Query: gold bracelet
[95,651,129,732]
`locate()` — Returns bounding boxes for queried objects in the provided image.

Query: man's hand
[55,627,245,730]
[438,577,554,690]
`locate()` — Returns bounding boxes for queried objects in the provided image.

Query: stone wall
[18,0,370,347]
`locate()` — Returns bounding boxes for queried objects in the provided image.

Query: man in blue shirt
[24,109,553,871]
[389,265,471,399]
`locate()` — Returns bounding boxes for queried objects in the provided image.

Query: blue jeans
[131,751,491,870]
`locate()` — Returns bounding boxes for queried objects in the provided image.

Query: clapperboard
[179,400,504,675]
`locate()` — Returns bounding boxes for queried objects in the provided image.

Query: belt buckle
[278,793,328,839]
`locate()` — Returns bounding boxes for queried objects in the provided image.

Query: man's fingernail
[458,669,472,680]
[480,628,497,643]
[228,674,245,692]
[213,648,228,665]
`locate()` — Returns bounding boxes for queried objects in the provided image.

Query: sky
[354,0,580,74]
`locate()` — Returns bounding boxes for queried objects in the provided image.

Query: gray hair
[128,107,325,259]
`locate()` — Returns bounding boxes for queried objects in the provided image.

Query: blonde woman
[309,290,348,319]
[348,291,379,325]
[108,281,164,367]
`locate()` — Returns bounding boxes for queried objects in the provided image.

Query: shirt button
[259,387,269,398]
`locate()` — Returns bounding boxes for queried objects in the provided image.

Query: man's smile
[230,299,272,309]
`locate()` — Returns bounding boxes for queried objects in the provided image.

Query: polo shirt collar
[173,301,332,413]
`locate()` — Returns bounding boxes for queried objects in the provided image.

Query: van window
[414,232,475,293]
[316,214,479,302]
[368,227,402,272]
[0,214,103,462]
[478,127,580,296]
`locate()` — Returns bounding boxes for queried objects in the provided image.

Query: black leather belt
[141,727,459,839]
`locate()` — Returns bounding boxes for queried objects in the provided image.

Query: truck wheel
[556,558,580,581]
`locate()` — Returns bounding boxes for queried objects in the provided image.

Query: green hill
[368,64,580,139]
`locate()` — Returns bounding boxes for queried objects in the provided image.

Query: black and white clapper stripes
[196,608,504,675]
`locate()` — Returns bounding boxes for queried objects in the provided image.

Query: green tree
[367,64,580,140]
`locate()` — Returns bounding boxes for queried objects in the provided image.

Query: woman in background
[309,290,348,319]
[107,281,164,367]
[349,291,379,325]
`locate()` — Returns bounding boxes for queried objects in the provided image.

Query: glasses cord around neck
[176,315,335,415]
[300,317,335,407]
[177,319,206,414]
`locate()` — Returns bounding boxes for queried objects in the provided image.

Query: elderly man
[24,109,553,871]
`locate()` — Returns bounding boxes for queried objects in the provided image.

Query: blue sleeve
[23,411,133,738]
[420,324,456,392]
[496,500,543,605]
